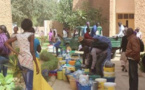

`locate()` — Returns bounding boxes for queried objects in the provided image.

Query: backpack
[139,39,144,52]
[92,40,109,51]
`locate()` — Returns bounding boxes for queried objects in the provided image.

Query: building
[73,0,145,42]
[0,0,12,33]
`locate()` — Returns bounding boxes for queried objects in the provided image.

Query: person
[30,28,41,58]
[93,35,112,61]
[90,39,108,76]
[66,43,72,53]
[118,22,125,37]
[126,28,140,90]
[5,19,39,90]
[63,28,67,39]
[120,30,128,72]
[48,29,53,45]
[97,22,103,35]
[0,25,11,77]
[78,36,94,66]
[82,22,90,36]
[11,26,19,49]
[91,22,98,37]
[84,28,93,40]
[135,28,142,39]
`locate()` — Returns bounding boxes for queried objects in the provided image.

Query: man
[126,28,140,90]
[11,26,19,49]
[63,28,67,39]
[82,22,90,36]
[91,22,98,37]
[78,36,93,66]
[135,28,142,39]
[93,35,112,61]
[97,23,103,36]
[84,28,93,40]
[118,22,125,37]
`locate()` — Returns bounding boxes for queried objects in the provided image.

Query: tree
[11,0,53,26]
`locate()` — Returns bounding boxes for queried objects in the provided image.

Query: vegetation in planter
[41,51,58,71]
[4,54,21,78]
[40,50,51,61]
[0,74,15,90]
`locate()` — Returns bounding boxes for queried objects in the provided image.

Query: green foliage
[40,50,50,61]
[41,50,58,71]
[12,86,23,90]
[11,0,53,26]
[4,55,21,78]
[0,74,15,90]
[140,53,145,72]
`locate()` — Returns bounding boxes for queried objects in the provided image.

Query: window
[129,14,134,19]
[124,14,128,19]
[118,14,123,19]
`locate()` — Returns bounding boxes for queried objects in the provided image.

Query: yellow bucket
[104,72,115,77]
[95,78,107,90]
[104,82,116,90]
[84,69,90,73]
[62,69,67,81]
[69,78,77,90]
[57,70,63,80]
[59,60,66,65]
[57,57,63,61]
[104,67,115,72]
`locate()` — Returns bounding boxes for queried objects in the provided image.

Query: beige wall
[135,0,145,43]
[44,20,63,37]
[0,0,12,34]
[109,0,116,37]
[116,0,134,13]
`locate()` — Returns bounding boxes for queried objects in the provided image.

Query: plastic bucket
[105,77,115,82]
[59,60,66,65]
[69,78,77,90]
[89,75,101,80]
[57,70,63,80]
[95,78,107,90]
[57,56,63,61]
[104,72,115,77]
[104,82,116,90]
[78,83,91,90]
[104,67,115,72]
[62,69,67,81]
[69,60,76,66]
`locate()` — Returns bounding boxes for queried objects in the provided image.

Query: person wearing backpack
[0,25,11,77]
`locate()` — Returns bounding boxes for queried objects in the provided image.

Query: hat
[78,36,84,42]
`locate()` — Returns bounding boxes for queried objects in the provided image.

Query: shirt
[11,33,19,49]
[118,25,125,37]
[97,26,102,35]
[48,32,53,41]
[91,25,97,37]
[34,38,40,58]
[84,32,93,39]
[63,30,67,38]
[121,36,128,52]
[136,32,142,39]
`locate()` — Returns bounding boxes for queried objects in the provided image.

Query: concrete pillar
[135,0,145,42]
[0,0,12,34]
[109,0,116,37]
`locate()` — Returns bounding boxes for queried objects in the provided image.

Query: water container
[57,70,63,80]
[78,83,91,90]
[65,53,71,64]
[104,82,116,90]
[95,78,107,90]
[75,59,82,70]
[92,81,98,90]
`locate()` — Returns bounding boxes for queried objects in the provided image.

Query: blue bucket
[78,83,91,90]
[105,77,115,82]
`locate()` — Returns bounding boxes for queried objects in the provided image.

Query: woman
[48,29,53,45]
[5,19,39,90]
[0,25,11,77]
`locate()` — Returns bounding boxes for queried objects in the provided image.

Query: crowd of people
[0,18,144,90]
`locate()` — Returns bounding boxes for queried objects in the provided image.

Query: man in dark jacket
[126,28,140,90]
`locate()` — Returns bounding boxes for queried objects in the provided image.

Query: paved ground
[51,52,145,90]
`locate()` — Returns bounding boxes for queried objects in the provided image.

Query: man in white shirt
[63,28,67,38]
[118,22,125,37]
[135,28,142,39]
